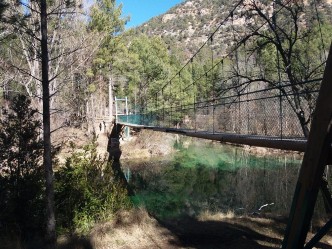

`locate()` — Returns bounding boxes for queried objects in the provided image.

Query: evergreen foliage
[89,0,127,35]
[0,0,7,21]
[55,140,132,234]
[0,95,45,239]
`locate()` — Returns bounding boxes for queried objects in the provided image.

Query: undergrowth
[55,140,132,235]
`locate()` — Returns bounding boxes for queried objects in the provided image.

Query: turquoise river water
[121,138,328,220]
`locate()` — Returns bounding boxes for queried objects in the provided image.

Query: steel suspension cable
[157,0,246,95]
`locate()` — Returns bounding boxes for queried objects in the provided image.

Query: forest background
[0,0,332,248]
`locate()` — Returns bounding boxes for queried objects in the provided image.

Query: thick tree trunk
[40,1,56,248]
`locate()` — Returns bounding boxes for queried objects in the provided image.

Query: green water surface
[122,138,305,219]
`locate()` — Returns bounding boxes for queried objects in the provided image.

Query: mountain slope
[132,0,233,54]
[131,0,332,57]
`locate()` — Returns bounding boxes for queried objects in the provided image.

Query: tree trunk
[109,76,113,120]
[40,1,56,248]
[297,110,310,138]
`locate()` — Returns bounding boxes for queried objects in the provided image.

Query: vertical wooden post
[115,96,118,123]
[109,77,113,122]
[282,43,332,248]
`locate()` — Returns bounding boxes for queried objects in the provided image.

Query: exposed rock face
[162,14,176,23]
[134,0,232,55]
[132,0,332,57]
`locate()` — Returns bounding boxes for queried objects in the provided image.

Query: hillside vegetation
[133,0,332,56]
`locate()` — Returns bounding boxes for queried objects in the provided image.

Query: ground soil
[58,209,332,249]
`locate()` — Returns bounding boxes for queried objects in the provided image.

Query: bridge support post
[107,122,133,195]
[282,43,332,248]
[108,123,123,164]
[124,126,130,139]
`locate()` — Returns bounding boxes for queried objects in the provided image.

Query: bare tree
[229,0,332,137]
[0,0,94,247]
[40,0,55,246]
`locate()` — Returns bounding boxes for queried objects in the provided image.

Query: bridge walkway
[117,121,307,152]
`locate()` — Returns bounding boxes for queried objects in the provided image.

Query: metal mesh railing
[118,79,320,139]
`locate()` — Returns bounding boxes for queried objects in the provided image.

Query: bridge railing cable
[119,0,328,140]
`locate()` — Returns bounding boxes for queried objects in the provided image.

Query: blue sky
[117,0,184,29]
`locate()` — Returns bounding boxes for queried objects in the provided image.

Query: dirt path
[58,210,332,249]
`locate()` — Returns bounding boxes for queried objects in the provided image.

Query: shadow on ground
[57,235,93,249]
[157,214,332,249]
[157,215,283,249]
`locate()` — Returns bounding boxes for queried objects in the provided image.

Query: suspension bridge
[105,0,332,248]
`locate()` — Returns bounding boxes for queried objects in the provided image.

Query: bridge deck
[117,122,307,152]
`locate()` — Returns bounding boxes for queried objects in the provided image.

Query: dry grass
[4,209,332,249]
[121,130,177,159]
[198,210,235,221]
[201,211,332,248]
[53,126,110,165]
[89,208,180,249]
[242,145,304,159]
[53,127,92,164]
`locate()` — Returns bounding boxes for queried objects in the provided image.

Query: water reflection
[122,139,311,219]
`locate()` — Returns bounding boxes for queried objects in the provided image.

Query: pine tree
[0,95,45,240]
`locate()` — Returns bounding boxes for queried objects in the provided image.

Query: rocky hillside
[132,0,233,54]
[131,0,332,57]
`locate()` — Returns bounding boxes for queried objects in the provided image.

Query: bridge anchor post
[282,43,332,248]
[107,122,134,195]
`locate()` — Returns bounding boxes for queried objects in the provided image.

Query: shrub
[55,141,132,234]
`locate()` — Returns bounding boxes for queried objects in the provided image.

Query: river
[121,137,328,220]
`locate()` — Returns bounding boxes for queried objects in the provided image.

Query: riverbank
[120,129,304,160]
[3,208,331,248]
[7,127,329,249]
[54,126,303,162]
[120,129,177,159]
